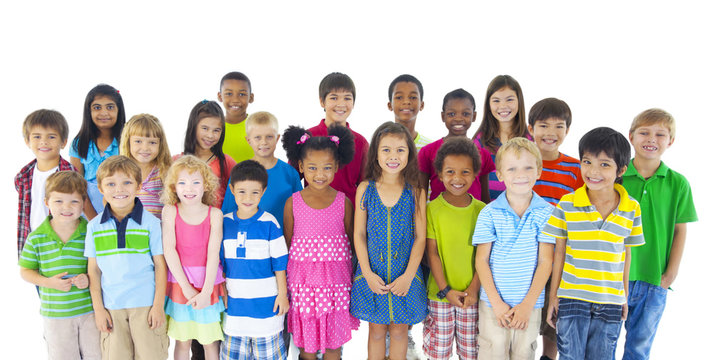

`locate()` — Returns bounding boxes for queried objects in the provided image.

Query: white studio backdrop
[1,1,710,358]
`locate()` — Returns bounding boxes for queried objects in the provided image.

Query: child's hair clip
[116,90,120,94]
[296,134,310,145]
[329,135,340,146]
[201,99,208,104]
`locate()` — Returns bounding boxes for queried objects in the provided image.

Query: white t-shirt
[30,165,57,232]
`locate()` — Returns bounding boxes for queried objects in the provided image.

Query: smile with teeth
[643,145,658,151]
[386,161,400,169]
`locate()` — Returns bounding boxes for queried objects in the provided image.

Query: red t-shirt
[533,152,584,205]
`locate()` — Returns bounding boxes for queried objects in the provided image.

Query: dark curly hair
[283,124,355,170]
[433,137,482,175]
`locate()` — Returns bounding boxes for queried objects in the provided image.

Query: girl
[351,122,428,360]
[474,75,529,201]
[282,124,360,360]
[119,113,172,218]
[69,83,126,217]
[161,155,225,360]
[176,100,236,207]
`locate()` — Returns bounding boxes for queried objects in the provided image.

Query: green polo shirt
[622,160,698,287]
[18,216,93,318]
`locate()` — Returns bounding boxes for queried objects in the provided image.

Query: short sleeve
[147,216,164,256]
[84,220,97,258]
[268,222,288,272]
[676,176,698,224]
[625,203,645,247]
[18,237,39,269]
[290,166,303,192]
[69,139,80,159]
[426,203,436,240]
[542,205,568,239]
[472,206,497,245]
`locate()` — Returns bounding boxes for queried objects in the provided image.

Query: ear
[617,164,628,178]
[387,102,393,111]
[471,111,477,122]
[319,97,326,109]
[248,93,254,104]
[441,111,446,123]
[495,170,504,182]
[275,134,281,143]
[44,197,50,208]
[60,139,68,149]
[298,159,304,174]
[528,125,534,135]
[228,183,235,195]
[420,101,425,111]
[217,91,223,102]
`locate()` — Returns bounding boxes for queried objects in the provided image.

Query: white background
[1,1,710,358]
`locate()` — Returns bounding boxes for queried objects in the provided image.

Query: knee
[388,325,408,342]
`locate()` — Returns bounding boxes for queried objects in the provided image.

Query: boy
[473,137,555,360]
[527,97,583,360]
[85,155,168,359]
[218,71,255,163]
[423,138,485,360]
[418,88,496,202]
[19,171,100,359]
[387,74,432,151]
[618,109,697,360]
[221,160,289,360]
[544,127,645,360]
[16,109,76,258]
[307,72,369,204]
[221,111,302,228]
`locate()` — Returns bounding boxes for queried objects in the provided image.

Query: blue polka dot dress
[350,181,428,325]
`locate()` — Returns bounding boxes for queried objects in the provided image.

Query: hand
[445,290,466,308]
[660,272,676,290]
[505,302,534,330]
[273,294,290,315]
[621,302,628,321]
[46,272,72,292]
[388,273,414,297]
[547,296,559,329]
[181,284,200,302]
[364,272,390,295]
[187,291,211,310]
[462,291,478,309]
[147,305,165,330]
[492,300,512,328]
[72,273,89,289]
[95,307,113,333]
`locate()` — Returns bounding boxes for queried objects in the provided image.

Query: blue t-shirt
[69,138,119,182]
[84,199,163,310]
[222,159,302,228]
[221,210,288,337]
[472,191,555,308]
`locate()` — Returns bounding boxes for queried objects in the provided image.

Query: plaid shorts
[422,299,479,360]
[221,332,286,360]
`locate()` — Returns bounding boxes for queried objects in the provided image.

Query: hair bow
[329,135,340,146]
[296,133,310,145]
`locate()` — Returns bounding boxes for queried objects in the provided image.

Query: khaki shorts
[478,300,541,360]
[43,312,101,360]
[100,306,168,360]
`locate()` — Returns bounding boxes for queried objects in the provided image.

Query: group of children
[16,71,696,360]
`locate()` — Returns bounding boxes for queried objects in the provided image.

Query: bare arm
[273,270,289,315]
[480,173,491,203]
[283,197,294,249]
[87,257,112,333]
[661,223,687,289]
[427,237,466,308]
[20,268,71,291]
[193,207,224,309]
[547,237,567,328]
[148,254,167,329]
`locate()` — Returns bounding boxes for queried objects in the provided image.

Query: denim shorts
[556,298,623,360]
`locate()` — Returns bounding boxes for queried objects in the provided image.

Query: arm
[20,268,72,291]
[390,188,427,297]
[283,197,294,249]
[87,258,112,333]
[344,197,355,256]
[71,156,98,219]
[462,265,481,309]
[475,242,510,327]
[661,223,687,289]
[161,206,199,301]
[273,270,289,315]
[190,207,224,310]
[547,237,567,328]
[426,237,466,308]
[148,254,167,329]
[506,242,554,329]
[622,247,631,320]
[353,182,389,294]
[479,173,491,203]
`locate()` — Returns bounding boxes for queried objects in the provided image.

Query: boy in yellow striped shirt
[542,127,644,360]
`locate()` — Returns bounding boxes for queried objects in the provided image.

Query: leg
[323,347,342,360]
[454,301,478,360]
[101,308,134,360]
[78,313,102,360]
[423,300,456,360]
[43,316,80,360]
[201,341,221,360]
[584,303,622,360]
[174,340,193,360]
[193,339,207,360]
[477,300,510,360]
[540,280,558,360]
[129,306,169,360]
[511,307,541,360]
[368,323,388,360]
[555,299,590,360]
[621,281,667,360]
[387,323,409,360]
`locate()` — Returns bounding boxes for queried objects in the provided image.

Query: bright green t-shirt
[223,118,254,163]
[622,160,697,287]
[426,194,486,302]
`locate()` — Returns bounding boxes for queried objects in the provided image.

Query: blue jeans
[556,298,623,360]
[617,281,668,360]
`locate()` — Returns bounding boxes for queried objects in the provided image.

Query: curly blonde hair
[161,155,219,206]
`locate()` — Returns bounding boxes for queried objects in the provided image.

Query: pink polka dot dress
[286,191,359,353]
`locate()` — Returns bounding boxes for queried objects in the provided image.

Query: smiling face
[246,124,279,159]
[496,149,541,197]
[629,123,673,161]
[195,116,223,152]
[320,90,354,127]
[230,180,265,219]
[174,169,205,205]
[90,95,119,131]
[218,79,253,122]
[442,98,476,137]
[99,170,140,214]
[45,191,83,224]
[129,135,160,165]
[528,117,569,160]
[25,125,67,165]
[377,133,409,176]
[299,149,337,191]
[388,81,424,126]
[489,87,519,124]
[580,151,625,192]
[439,154,476,198]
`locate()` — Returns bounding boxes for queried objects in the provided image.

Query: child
[418,88,496,202]
[306,72,369,204]
[85,155,168,359]
[544,127,645,360]
[423,137,485,360]
[221,111,303,228]
[217,71,255,163]
[474,75,530,201]
[283,125,359,359]
[119,113,172,218]
[618,109,697,359]
[70,83,126,217]
[527,97,583,360]
[221,160,289,360]
[16,109,76,258]
[351,121,428,360]
[387,74,432,151]
[19,171,100,359]
[472,137,555,360]
[178,100,237,207]
[162,156,226,360]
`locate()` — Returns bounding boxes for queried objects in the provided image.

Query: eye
[48,135,57,139]
[394,95,402,100]
[410,96,418,100]
[446,112,455,117]
[92,105,101,111]
[107,105,115,110]
[463,112,471,117]
[225,92,232,96]
[582,160,591,165]
[150,140,158,145]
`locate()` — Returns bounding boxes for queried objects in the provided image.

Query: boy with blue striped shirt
[473,138,555,360]
[221,160,289,360]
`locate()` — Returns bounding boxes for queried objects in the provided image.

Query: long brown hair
[475,75,528,152]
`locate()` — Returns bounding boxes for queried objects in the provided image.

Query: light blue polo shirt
[472,191,555,308]
[84,199,163,310]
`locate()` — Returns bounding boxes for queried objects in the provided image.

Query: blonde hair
[96,155,142,189]
[161,155,219,206]
[245,111,279,135]
[495,137,543,172]
[120,113,172,178]
[629,108,676,140]
[45,171,88,201]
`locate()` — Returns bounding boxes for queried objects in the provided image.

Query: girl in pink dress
[161,155,225,360]
[282,125,360,360]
